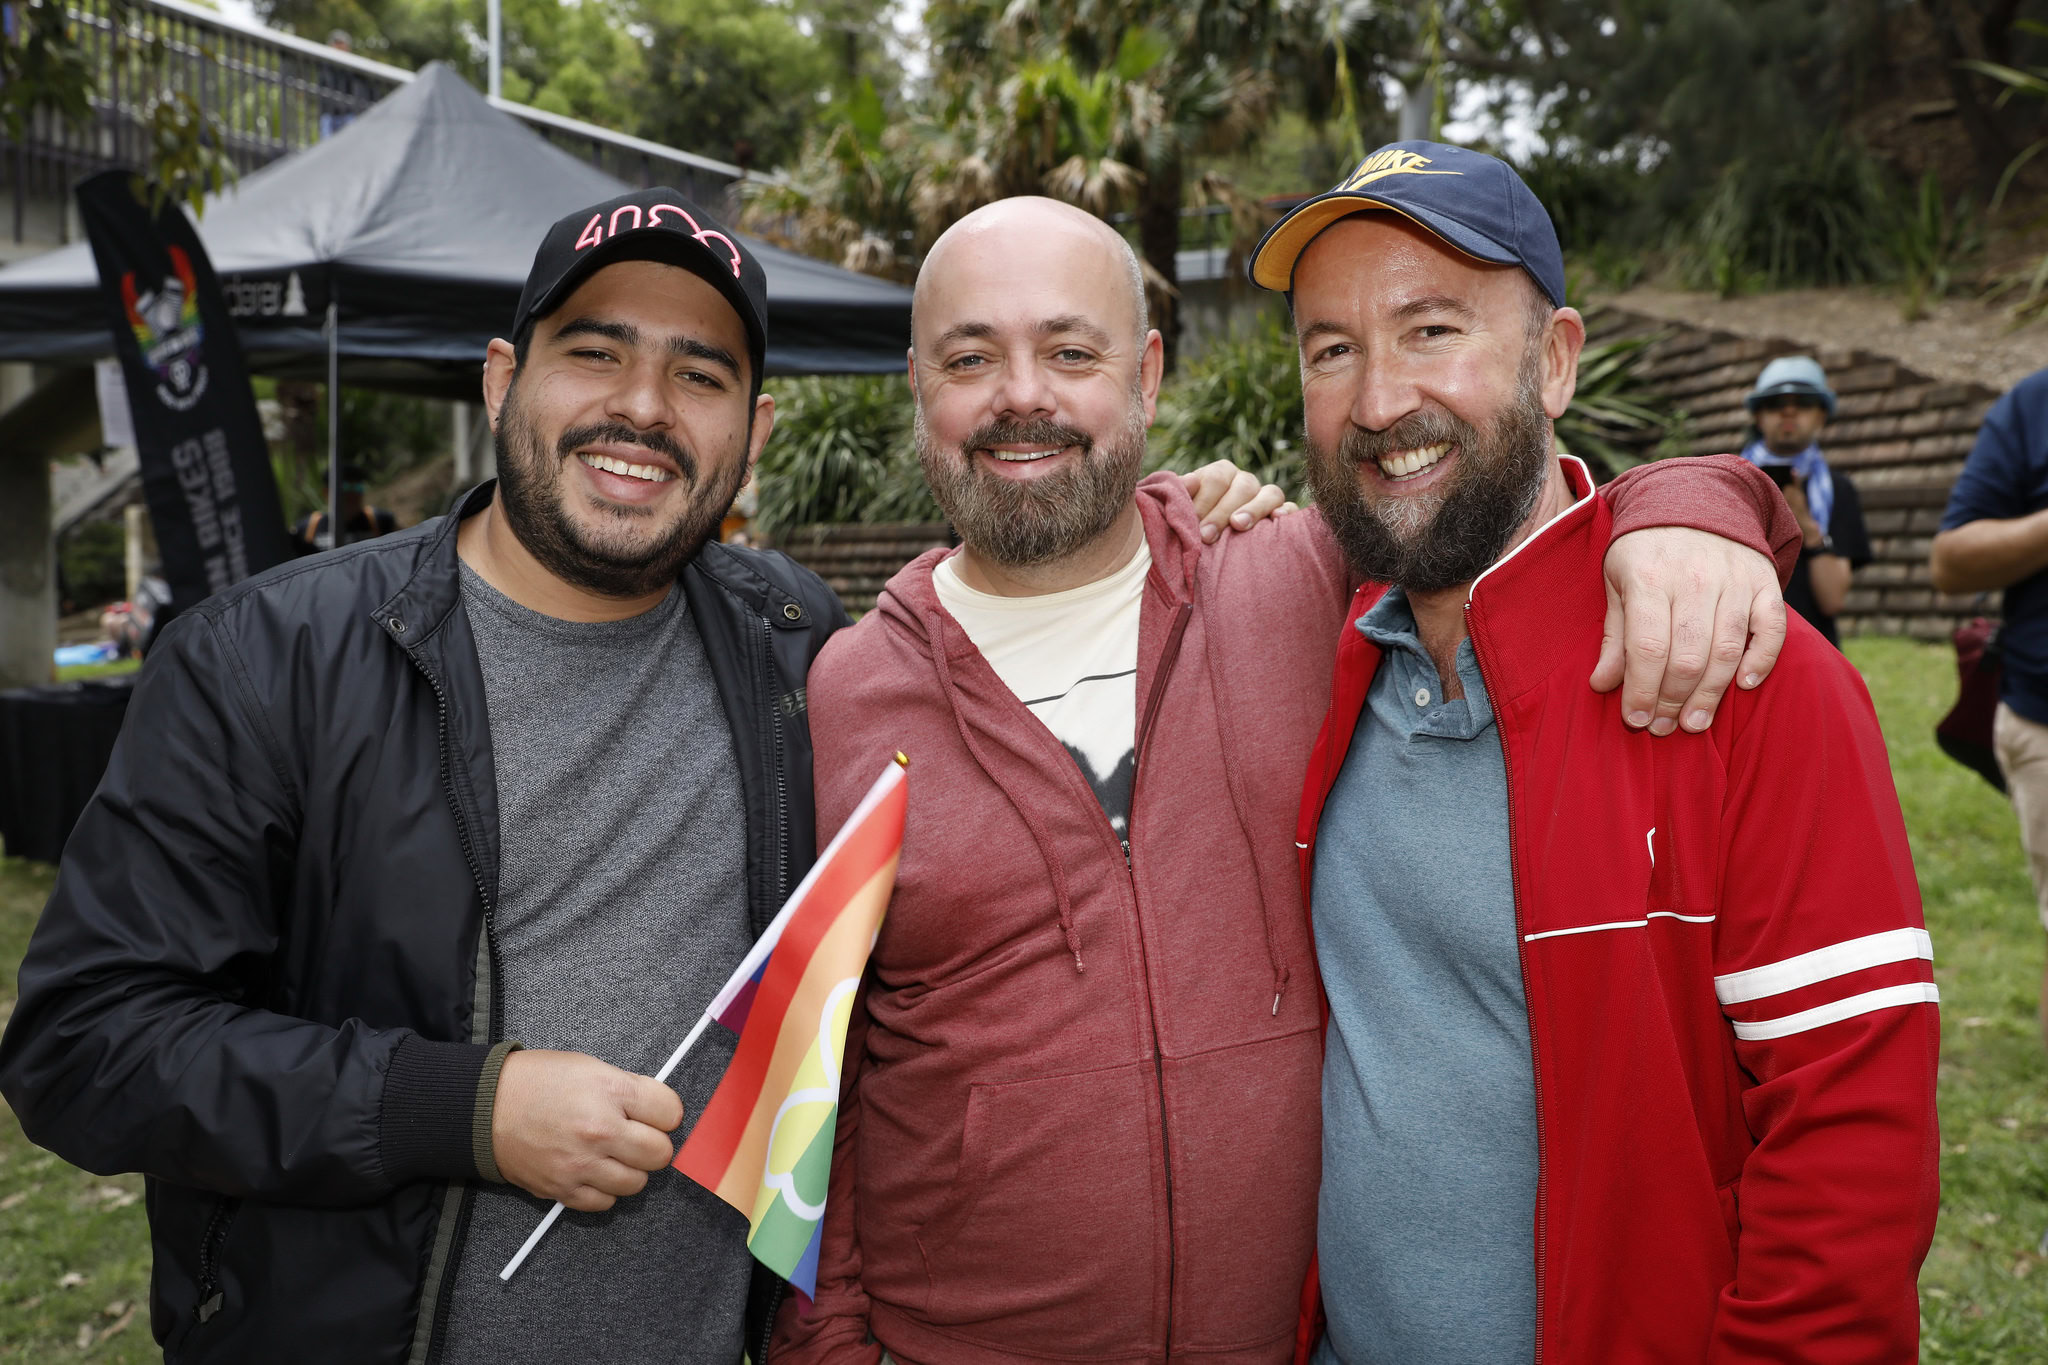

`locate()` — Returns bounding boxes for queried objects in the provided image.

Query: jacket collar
[1463,454,1614,704]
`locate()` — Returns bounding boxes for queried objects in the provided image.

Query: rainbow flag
[673,757,906,1298]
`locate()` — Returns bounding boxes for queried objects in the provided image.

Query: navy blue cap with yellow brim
[1247,140,1567,309]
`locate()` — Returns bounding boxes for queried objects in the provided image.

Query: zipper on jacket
[1123,600,1192,1358]
[192,1196,240,1324]
[1466,601,1547,1365]
[415,662,504,1364]
[759,617,792,910]
[754,1280,786,1364]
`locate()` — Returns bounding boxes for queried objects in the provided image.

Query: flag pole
[496,1007,719,1283]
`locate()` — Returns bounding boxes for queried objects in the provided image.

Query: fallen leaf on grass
[73,1322,93,1350]
[101,1300,128,1318]
[0,1190,27,1211]
[1961,1016,1992,1028]
[58,1271,86,1289]
[1998,1116,2021,1130]
[1977,1211,2002,1225]
[2015,1259,2034,1280]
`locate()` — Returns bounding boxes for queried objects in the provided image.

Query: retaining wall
[1589,308,2004,641]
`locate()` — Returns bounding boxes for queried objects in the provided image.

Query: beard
[1304,347,1555,592]
[914,391,1148,569]
[492,380,747,599]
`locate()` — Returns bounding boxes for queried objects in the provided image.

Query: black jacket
[0,482,849,1362]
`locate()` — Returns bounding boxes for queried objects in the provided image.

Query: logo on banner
[121,247,210,412]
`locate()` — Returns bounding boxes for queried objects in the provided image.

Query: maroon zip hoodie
[775,460,1797,1365]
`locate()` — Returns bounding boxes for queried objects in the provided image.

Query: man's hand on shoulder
[1179,460,1297,543]
[491,1049,684,1211]
[1593,527,1788,735]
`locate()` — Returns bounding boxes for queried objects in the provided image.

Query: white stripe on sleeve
[1714,928,1933,1005]
[1729,982,1940,1041]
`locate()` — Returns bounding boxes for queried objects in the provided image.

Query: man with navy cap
[0,189,846,1363]
[1252,142,1939,1362]
[1741,355,1872,647]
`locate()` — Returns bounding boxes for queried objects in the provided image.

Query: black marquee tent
[0,62,911,396]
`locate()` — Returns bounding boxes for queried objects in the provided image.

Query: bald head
[914,197,1147,352]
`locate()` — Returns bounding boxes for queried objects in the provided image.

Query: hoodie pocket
[914,1061,1163,1352]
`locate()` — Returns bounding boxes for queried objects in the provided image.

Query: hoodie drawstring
[925,611,1087,973]
[1200,599,1293,1016]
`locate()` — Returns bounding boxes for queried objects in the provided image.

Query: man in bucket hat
[1254,141,1938,1363]
[1741,355,1871,647]
[0,188,847,1364]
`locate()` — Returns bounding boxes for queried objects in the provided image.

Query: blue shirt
[1942,369,2048,725]
[1309,589,1537,1365]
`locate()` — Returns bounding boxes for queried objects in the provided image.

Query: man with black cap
[1252,142,1938,1362]
[1740,355,1872,647]
[0,189,845,1363]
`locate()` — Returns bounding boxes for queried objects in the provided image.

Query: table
[0,676,136,864]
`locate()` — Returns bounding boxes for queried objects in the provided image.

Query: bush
[1555,332,1694,479]
[58,518,127,611]
[1147,314,1305,490]
[753,375,936,535]
[1674,134,1895,294]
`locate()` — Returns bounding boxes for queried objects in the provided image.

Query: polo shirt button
[1415,687,1430,707]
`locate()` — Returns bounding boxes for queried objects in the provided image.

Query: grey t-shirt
[438,564,755,1364]
[1310,588,1538,1365]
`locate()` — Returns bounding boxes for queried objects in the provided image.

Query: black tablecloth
[0,676,136,864]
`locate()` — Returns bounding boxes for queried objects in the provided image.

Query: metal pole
[326,298,340,549]
[487,0,502,99]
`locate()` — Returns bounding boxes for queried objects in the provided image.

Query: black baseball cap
[513,188,769,390]
[1248,140,1567,308]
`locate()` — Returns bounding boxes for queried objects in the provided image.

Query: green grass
[1849,638,2048,1360]
[0,857,153,1363]
[0,639,2041,1356]
[52,660,139,684]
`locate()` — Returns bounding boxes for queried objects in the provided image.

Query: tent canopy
[0,64,911,396]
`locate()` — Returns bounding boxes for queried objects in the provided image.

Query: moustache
[959,418,1094,458]
[1335,410,1473,465]
[557,422,696,481]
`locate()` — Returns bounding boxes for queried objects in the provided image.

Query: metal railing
[3,0,751,244]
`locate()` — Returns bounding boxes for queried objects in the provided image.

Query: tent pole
[326,298,340,548]
[488,0,502,99]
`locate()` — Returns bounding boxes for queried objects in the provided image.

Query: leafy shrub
[1883,171,1983,321]
[1674,134,1895,294]
[753,375,936,536]
[1147,313,1305,491]
[58,518,127,610]
[1555,333,1693,479]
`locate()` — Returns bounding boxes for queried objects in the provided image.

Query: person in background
[292,461,398,553]
[1932,365,2048,1075]
[1740,355,1872,647]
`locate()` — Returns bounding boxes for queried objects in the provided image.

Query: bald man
[773,198,1797,1364]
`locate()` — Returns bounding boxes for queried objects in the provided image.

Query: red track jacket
[1294,460,1941,1364]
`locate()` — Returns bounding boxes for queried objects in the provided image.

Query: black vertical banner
[76,171,294,613]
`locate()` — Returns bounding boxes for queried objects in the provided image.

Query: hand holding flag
[500,756,907,1286]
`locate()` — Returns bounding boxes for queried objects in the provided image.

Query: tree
[3,0,239,215]
[258,0,853,171]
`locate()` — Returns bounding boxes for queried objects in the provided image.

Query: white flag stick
[496,1009,720,1283]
